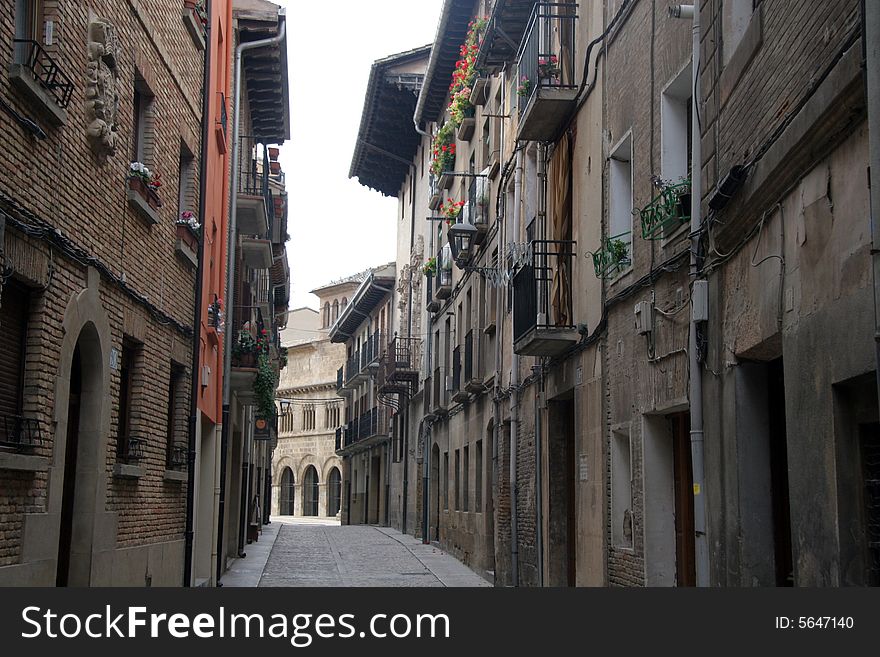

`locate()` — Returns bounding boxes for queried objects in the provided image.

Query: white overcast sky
[274,0,443,310]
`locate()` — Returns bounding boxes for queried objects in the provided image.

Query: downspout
[218,9,287,580]
[511,148,524,587]
[404,165,415,536]
[535,143,547,587]
[864,0,880,417]
[492,72,507,584]
[184,0,212,588]
[676,3,711,587]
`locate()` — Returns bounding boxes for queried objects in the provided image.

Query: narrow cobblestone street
[224,518,490,587]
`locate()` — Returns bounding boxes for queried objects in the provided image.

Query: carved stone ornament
[86,17,120,162]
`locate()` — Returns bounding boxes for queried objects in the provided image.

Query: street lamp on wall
[448,221,478,268]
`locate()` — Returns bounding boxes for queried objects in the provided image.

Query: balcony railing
[237,135,275,238]
[336,366,346,393]
[377,336,420,396]
[337,407,389,451]
[431,366,448,415]
[451,345,466,402]
[363,331,385,370]
[435,246,453,300]
[13,39,74,108]
[428,175,442,211]
[513,239,578,356]
[515,3,578,141]
[344,347,361,386]
[426,274,440,313]
[0,414,42,452]
[468,176,490,233]
[464,328,484,392]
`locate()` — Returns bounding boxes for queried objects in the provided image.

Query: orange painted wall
[198,0,234,424]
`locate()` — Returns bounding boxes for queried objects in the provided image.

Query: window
[332,300,339,323]
[463,444,470,512]
[165,362,187,468]
[609,132,633,263]
[117,338,142,462]
[454,448,461,511]
[14,0,44,63]
[302,403,315,431]
[178,141,196,218]
[722,0,758,65]
[475,439,483,511]
[612,430,634,548]
[661,64,693,184]
[341,297,348,312]
[323,302,330,328]
[0,279,31,424]
[132,73,155,164]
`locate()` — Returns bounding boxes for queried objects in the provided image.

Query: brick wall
[0,0,204,572]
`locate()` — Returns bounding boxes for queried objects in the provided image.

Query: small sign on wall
[109,348,119,371]
[579,453,589,482]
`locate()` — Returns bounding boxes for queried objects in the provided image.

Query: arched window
[303,465,319,517]
[341,297,348,311]
[332,300,339,322]
[280,467,295,516]
[328,467,342,517]
[323,302,330,328]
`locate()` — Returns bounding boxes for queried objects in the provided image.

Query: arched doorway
[56,323,105,586]
[280,467,294,515]
[431,443,440,541]
[303,465,319,516]
[328,467,341,517]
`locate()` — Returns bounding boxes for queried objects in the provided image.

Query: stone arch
[46,268,114,586]
[279,467,295,516]
[321,455,343,517]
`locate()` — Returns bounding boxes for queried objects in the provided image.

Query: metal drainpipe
[183,0,212,588]
[404,164,415,537]
[510,149,523,587]
[685,4,710,587]
[217,10,287,581]
[535,143,547,587]
[864,0,880,420]
[492,73,507,584]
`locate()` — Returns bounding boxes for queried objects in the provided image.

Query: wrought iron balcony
[639,179,691,240]
[0,414,42,453]
[464,329,485,393]
[168,444,189,471]
[236,136,275,270]
[468,176,490,245]
[451,345,468,403]
[515,3,578,142]
[343,347,363,387]
[513,239,579,356]
[428,175,442,211]
[435,249,453,300]
[377,336,420,396]
[337,407,389,452]
[426,275,440,313]
[431,366,448,417]
[12,39,74,109]
[363,332,385,371]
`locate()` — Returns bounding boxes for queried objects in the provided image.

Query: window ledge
[113,462,145,479]
[183,9,206,51]
[0,451,49,473]
[175,238,198,268]
[127,188,160,225]
[8,64,67,127]
[163,469,188,482]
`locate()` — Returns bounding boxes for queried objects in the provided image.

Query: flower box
[233,352,257,369]
[268,147,280,160]
[126,177,160,225]
[457,116,476,142]
[175,223,199,267]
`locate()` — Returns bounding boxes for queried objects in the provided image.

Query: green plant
[423,257,437,277]
[609,238,630,265]
[253,351,278,420]
[430,122,456,177]
[440,199,464,221]
[232,330,257,357]
[517,76,531,98]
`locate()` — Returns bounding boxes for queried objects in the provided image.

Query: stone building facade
[270,288,350,518]
[348,0,879,588]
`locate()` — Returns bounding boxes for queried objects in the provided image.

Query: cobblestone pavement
[258,517,491,587]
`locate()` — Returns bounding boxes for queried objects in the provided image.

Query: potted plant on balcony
[609,238,631,269]
[440,199,465,226]
[430,123,456,179]
[538,55,561,85]
[129,162,162,210]
[423,257,437,277]
[517,76,532,98]
[233,330,258,368]
[176,210,200,251]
